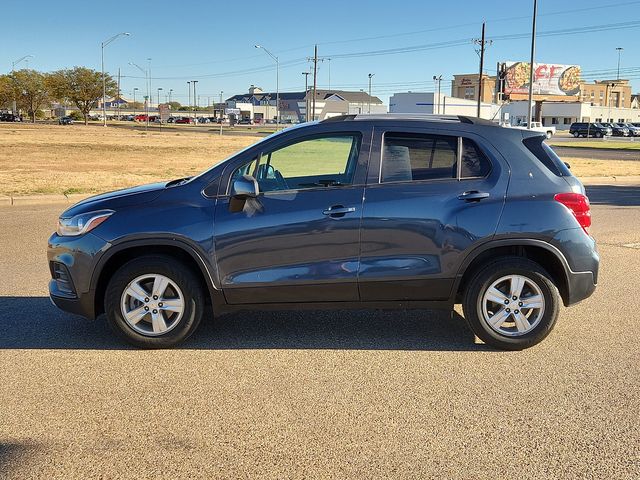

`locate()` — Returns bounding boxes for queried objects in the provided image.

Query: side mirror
[231,174,259,199]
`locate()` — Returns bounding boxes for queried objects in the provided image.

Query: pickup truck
[508,122,556,139]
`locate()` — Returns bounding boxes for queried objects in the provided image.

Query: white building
[389,92,499,119]
[501,101,640,129]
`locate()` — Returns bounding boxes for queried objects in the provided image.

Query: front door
[214,130,370,304]
[358,125,509,301]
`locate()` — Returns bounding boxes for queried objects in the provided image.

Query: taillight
[554,192,591,232]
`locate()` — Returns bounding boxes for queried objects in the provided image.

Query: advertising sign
[158,104,170,122]
[503,62,581,96]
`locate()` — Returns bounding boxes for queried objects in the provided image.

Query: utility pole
[192,80,198,124]
[527,0,538,128]
[327,58,332,91]
[616,47,623,81]
[302,71,310,121]
[312,45,318,121]
[368,73,375,113]
[219,91,224,135]
[473,21,491,118]
[433,75,442,114]
[147,58,152,108]
[116,68,121,120]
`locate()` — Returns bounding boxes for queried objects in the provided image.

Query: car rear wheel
[105,255,204,348]
[462,257,560,350]
[572,131,580,138]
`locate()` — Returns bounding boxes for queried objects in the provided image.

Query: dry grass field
[1,123,639,197]
[0,124,257,196]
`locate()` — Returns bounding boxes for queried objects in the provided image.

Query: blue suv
[48,115,599,350]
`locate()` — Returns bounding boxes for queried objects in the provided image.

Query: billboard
[502,62,581,96]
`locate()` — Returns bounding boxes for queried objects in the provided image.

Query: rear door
[358,125,509,301]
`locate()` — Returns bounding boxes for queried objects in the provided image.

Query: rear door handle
[458,191,490,202]
[322,205,356,217]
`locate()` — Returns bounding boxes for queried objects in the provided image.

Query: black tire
[595,131,602,138]
[572,131,579,138]
[462,257,560,350]
[105,255,204,348]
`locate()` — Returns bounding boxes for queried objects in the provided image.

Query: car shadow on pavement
[0,296,483,351]
[586,184,640,207]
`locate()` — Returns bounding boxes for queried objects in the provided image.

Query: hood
[61,182,167,218]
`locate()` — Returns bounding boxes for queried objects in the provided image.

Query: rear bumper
[565,270,597,306]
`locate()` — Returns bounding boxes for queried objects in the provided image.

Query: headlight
[57,210,114,237]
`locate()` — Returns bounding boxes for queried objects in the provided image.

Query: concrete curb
[0,193,91,207]
[581,175,640,185]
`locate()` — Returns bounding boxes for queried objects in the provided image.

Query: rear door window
[381,133,491,183]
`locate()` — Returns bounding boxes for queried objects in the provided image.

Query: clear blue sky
[3,0,640,104]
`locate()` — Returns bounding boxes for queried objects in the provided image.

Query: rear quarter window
[523,136,572,177]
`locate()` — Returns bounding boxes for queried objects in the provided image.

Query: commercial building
[225,86,385,123]
[451,73,496,103]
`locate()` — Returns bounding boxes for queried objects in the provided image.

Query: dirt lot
[1,123,639,197]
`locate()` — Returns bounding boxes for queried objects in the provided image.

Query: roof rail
[319,113,500,126]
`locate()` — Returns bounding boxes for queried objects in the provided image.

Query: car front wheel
[105,255,204,348]
[462,257,560,350]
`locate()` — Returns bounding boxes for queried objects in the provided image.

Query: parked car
[58,116,74,125]
[238,118,253,125]
[616,123,640,137]
[134,114,148,122]
[48,114,598,350]
[0,113,22,122]
[601,122,629,137]
[569,122,612,138]
[175,117,193,124]
[166,116,177,123]
[509,121,555,139]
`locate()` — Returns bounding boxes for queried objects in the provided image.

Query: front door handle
[458,191,490,202]
[323,205,356,217]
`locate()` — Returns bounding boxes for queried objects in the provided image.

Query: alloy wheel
[120,274,185,336]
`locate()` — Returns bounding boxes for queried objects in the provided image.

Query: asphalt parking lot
[0,183,639,479]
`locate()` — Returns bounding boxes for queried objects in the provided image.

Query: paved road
[551,145,640,161]
[1,185,639,479]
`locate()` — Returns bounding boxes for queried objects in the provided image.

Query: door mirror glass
[231,175,259,198]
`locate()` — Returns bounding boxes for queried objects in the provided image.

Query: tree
[9,69,50,122]
[167,101,182,111]
[128,101,144,109]
[0,75,13,110]
[49,67,116,125]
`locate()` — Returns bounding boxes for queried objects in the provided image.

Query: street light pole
[187,82,191,119]
[101,32,130,127]
[129,61,149,129]
[433,75,443,114]
[255,45,279,129]
[368,73,375,114]
[133,87,138,117]
[526,0,538,128]
[157,87,163,107]
[11,55,34,115]
[168,89,173,104]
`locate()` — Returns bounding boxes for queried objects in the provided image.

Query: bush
[68,111,83,121]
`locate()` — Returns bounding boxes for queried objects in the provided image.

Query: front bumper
[49,283,97,319]
[48,231,107,319]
